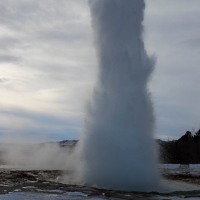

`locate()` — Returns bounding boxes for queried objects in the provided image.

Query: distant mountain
[58,140,78,148]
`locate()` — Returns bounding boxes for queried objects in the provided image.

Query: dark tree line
[158,129,200,164]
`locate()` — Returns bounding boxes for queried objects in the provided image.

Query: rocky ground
[0,169,155,199]
[163,172,200,186]
[0,168,200,199]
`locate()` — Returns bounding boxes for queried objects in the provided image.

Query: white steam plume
[0,143,75,171]
[76,0,160,191]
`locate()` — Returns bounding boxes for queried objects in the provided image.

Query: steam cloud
[0,143,74,171]
[76,0,159,191]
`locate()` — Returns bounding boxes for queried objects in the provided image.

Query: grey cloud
[0,78,9,83]
[0,54,19,63]
[0,107,82,141]
[0,37,21,63]
[145,16,200,47]
[155,103,198,139]
[0,127,8,133]
[36,62,88,82]
[183,37,200,49]
[36,29,90,44]
[0,0,91,142]
[0,0,88,30]
[0,107,80,127]
[0,1,49,28]
[17,127,80,141]
[145,1,200,46]
[145,0,200,139]
[0,37,19,50]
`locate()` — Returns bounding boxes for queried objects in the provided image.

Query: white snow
[0,192,91,200]
[159,164,200,170]
[67,191,88,197]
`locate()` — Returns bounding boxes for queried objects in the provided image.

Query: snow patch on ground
[1,192,200,200]
[159,164,200,170]
[0,192,102,200]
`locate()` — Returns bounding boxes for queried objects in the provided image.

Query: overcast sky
[0,0,200,143]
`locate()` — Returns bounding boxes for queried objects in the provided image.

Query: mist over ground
[0,142,75,171]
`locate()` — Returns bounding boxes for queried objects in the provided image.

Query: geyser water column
[77,0,159,191]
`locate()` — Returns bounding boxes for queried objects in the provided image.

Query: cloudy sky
[0,0,199,143]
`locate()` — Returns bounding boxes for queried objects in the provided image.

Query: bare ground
[0,168,200,199]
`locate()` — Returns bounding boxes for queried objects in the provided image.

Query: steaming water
[76,0,159,191]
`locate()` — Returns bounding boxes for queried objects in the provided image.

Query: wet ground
[0,167,200,199]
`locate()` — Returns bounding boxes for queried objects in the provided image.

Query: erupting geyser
[76,0,159,191]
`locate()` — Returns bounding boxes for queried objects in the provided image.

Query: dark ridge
[158,129,200,164]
